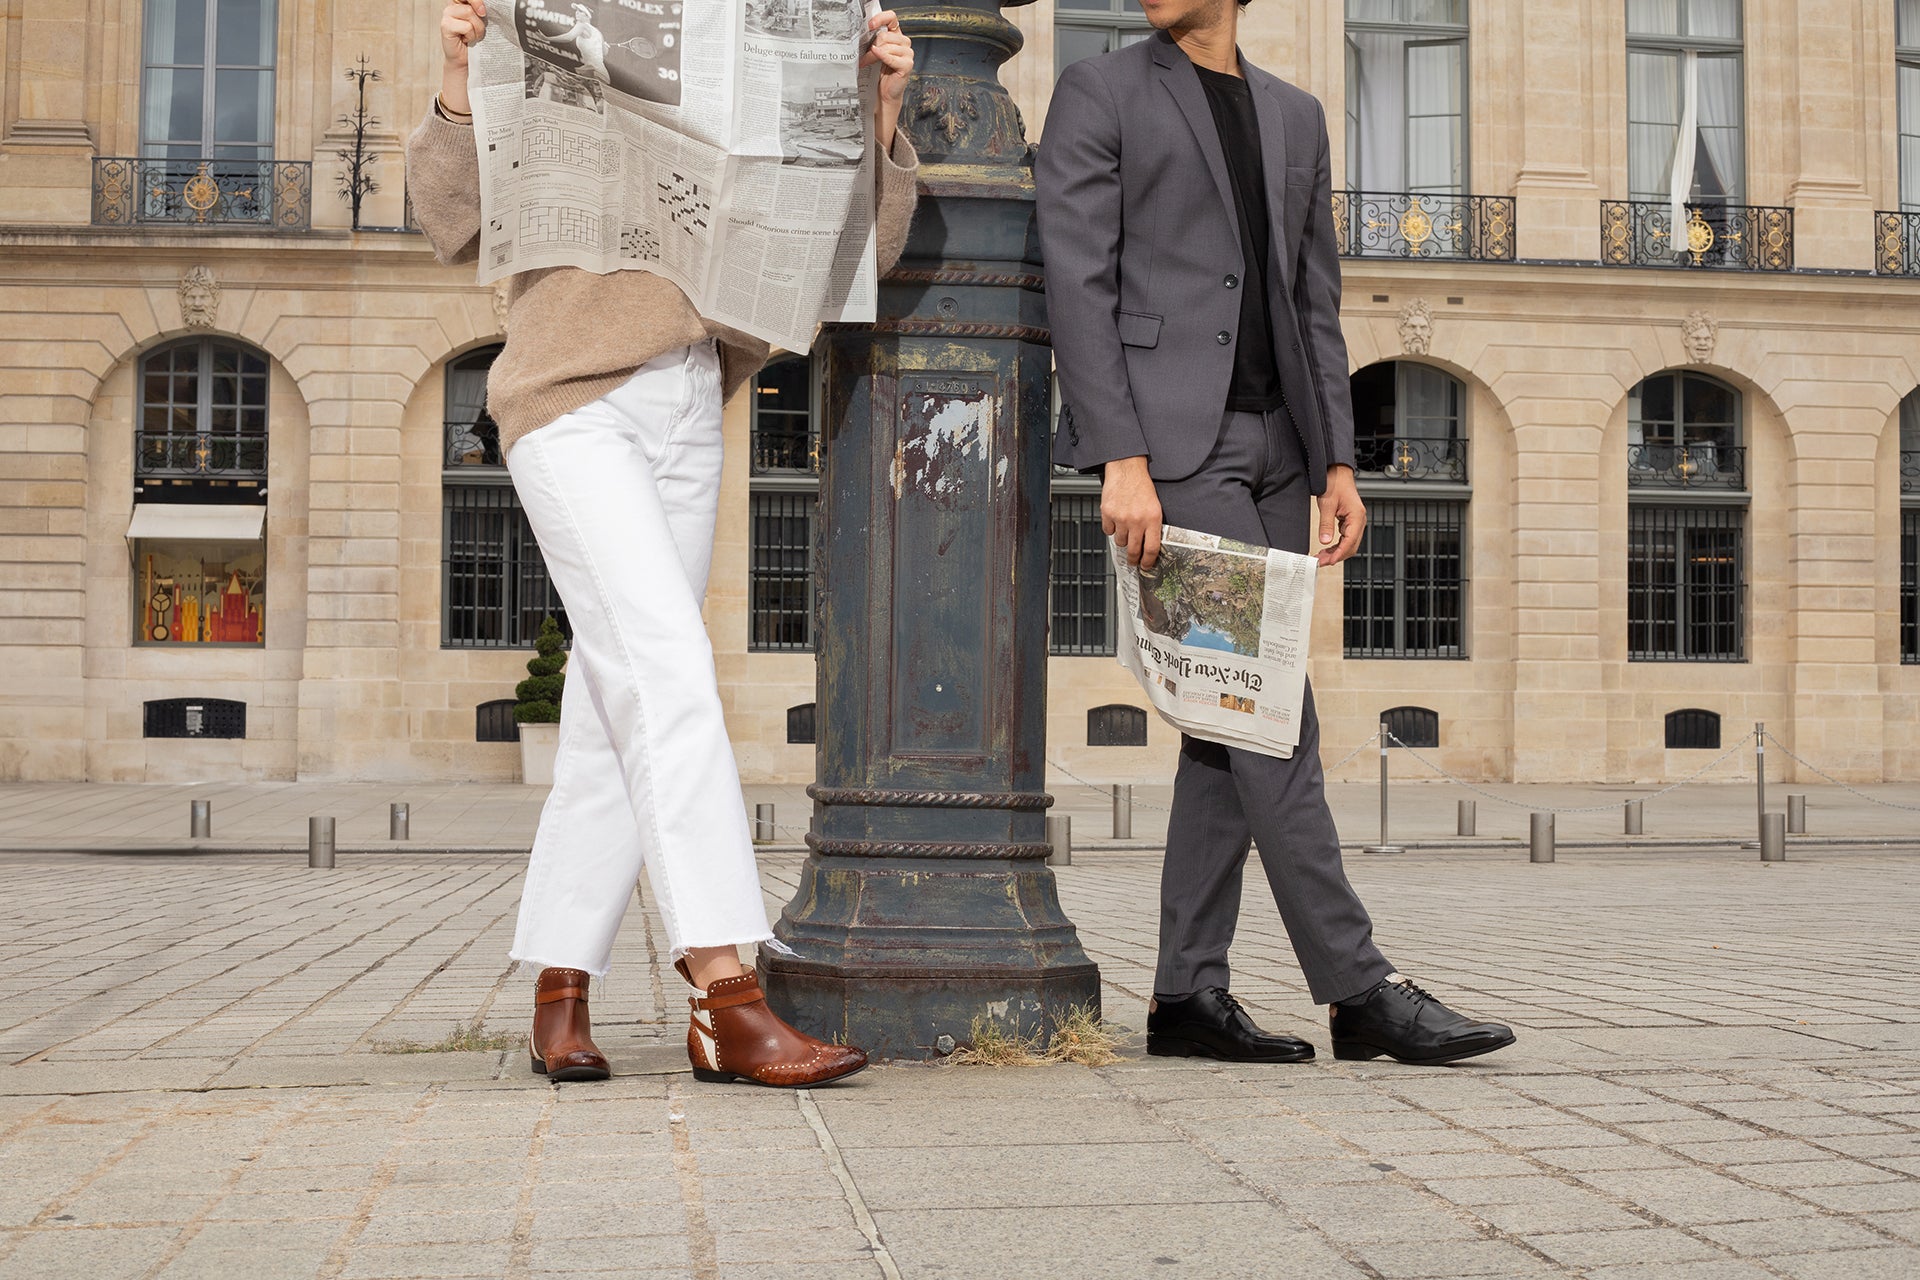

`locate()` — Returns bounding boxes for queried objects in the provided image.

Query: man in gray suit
[1038,0,1514,1065]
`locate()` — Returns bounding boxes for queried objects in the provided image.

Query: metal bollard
[1529,812,1555,863]
[1787,794,1807,835]
[754,804,776,844]
[1112,784,1133,840]
[389,803,410,841]
[1457,800,1476,837]
[1363,719,1404,854]
[1752,721,1767,848]
[1760,811,1786,862]
[1625,799,1644,836]
[1046,815,1071,867]
[308,817,336,869]
[190,800,212,839]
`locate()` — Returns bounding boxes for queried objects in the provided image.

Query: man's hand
[1315,464,1366,567]
[1103,455,1163,571]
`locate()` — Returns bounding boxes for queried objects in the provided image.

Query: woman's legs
[506,342,770,977]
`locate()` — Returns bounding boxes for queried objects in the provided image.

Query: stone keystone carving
[492,281,512,335]
[1398,298,1434,356]
[1682,310,1718,364]
[178,266,220,330]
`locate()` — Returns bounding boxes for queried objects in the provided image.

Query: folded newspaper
[1111,526,1317,759]
[468,0,884,352]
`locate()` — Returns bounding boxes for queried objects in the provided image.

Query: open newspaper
[1111,526,1317,759]
[467,0,882,352]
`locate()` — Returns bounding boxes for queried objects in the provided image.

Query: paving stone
[1524,1227,1728,1268]
[1355,1237,1548,1277]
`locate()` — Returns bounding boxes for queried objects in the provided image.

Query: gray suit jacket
[1037,32,1355,492]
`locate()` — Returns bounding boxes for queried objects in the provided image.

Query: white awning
[126,503,266,543]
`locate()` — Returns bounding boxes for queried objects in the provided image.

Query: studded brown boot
[679,964,867,1088]
[529,966,611,1082]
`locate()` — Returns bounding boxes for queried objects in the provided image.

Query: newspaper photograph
[468,0,882,352]
[1111,526,1318,759]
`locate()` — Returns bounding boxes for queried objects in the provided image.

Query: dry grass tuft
[948,1006,1131,1068]
[374,1016,521,1055]
[1044,1004,1128,1067]
[947,1015,1046,1067]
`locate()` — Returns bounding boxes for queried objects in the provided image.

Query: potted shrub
[515,615,566,784]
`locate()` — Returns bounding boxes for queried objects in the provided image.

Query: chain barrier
[1046,756,1173,813]
[1379,730,1759,816]
[1762,730,1920,814]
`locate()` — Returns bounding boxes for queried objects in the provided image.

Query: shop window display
[134,541,265,646]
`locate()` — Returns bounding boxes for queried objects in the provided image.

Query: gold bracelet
[435,92,473,122]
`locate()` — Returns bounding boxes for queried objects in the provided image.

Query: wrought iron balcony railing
[1601,200,1792,271]
[1332,191,1516,262]
[1627,442,1747,491]
[1354,436,1469,483]
[93,158,312,232]
[1876,211,1920,276]
[1902,449,1920,495]
[136,430,268,478]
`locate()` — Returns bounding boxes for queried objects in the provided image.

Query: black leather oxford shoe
[1330,976,1515,1065]
[1147,988,1315,1063]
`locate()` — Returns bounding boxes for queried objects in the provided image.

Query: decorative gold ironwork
[1338,192,1514,261]
[1600,201,1792,272]
[1875,211,1917,276]
[93,157,312,230]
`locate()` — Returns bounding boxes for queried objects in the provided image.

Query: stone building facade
[2,1,1917,787]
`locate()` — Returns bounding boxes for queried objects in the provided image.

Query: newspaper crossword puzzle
[657,173,710,235]
[518,205,603,250]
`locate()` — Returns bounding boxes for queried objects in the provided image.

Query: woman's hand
[861,10,913,152]
[441,1,488,67]
[439,2,487,116]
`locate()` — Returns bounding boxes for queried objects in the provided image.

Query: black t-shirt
[1193,63,1284,413]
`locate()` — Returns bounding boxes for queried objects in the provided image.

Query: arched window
[1665,708,1722,750]
[129,337,271,648]
[1345,362,1468,660]
[1087,704,1148,748]
[1900,390,1920,663]
[1627,371,1746,662]
[1382,705,1440,749]
[749,355,818,652]
[440,346,567,648]
[1345,0,1468,197]
[137,337,269,481]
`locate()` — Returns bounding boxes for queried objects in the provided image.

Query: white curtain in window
[1667,51,1699,235]
[1405,40,1464,195]
[1626,0,1680,36]
[1903,0,1920,47]
[1694,53,1742,201]
[1346,31,1406,190]
[1628,51,1680,203]
[1901,65,1920,211]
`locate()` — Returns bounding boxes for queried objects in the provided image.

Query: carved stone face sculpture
[179,266,220,330]
[1682,310,1718,364]
[1398,298,1434,356]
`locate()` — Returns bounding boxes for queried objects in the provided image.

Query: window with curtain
[749,355,819,652]
[1627,369,1746,662]
[1901,1,1920,211]
[440,346,567,648]
[142,0,277,161]
[1344,361,1470,659]
[1344,0,1468,195]
[1626,0,1744,207]
[1055,0,1152,78]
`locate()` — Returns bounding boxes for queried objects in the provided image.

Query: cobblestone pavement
[0,845,1916,1279]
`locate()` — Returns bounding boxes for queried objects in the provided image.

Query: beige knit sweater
[406,112,920,455]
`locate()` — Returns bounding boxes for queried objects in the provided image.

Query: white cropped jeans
[504,341,772,976]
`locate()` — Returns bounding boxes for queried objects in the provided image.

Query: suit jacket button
[1224,274,1238,289]
[1216,331,1231,345]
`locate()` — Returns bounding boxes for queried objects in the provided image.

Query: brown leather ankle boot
[529,966,610,1082]
[681,968,868,1088]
